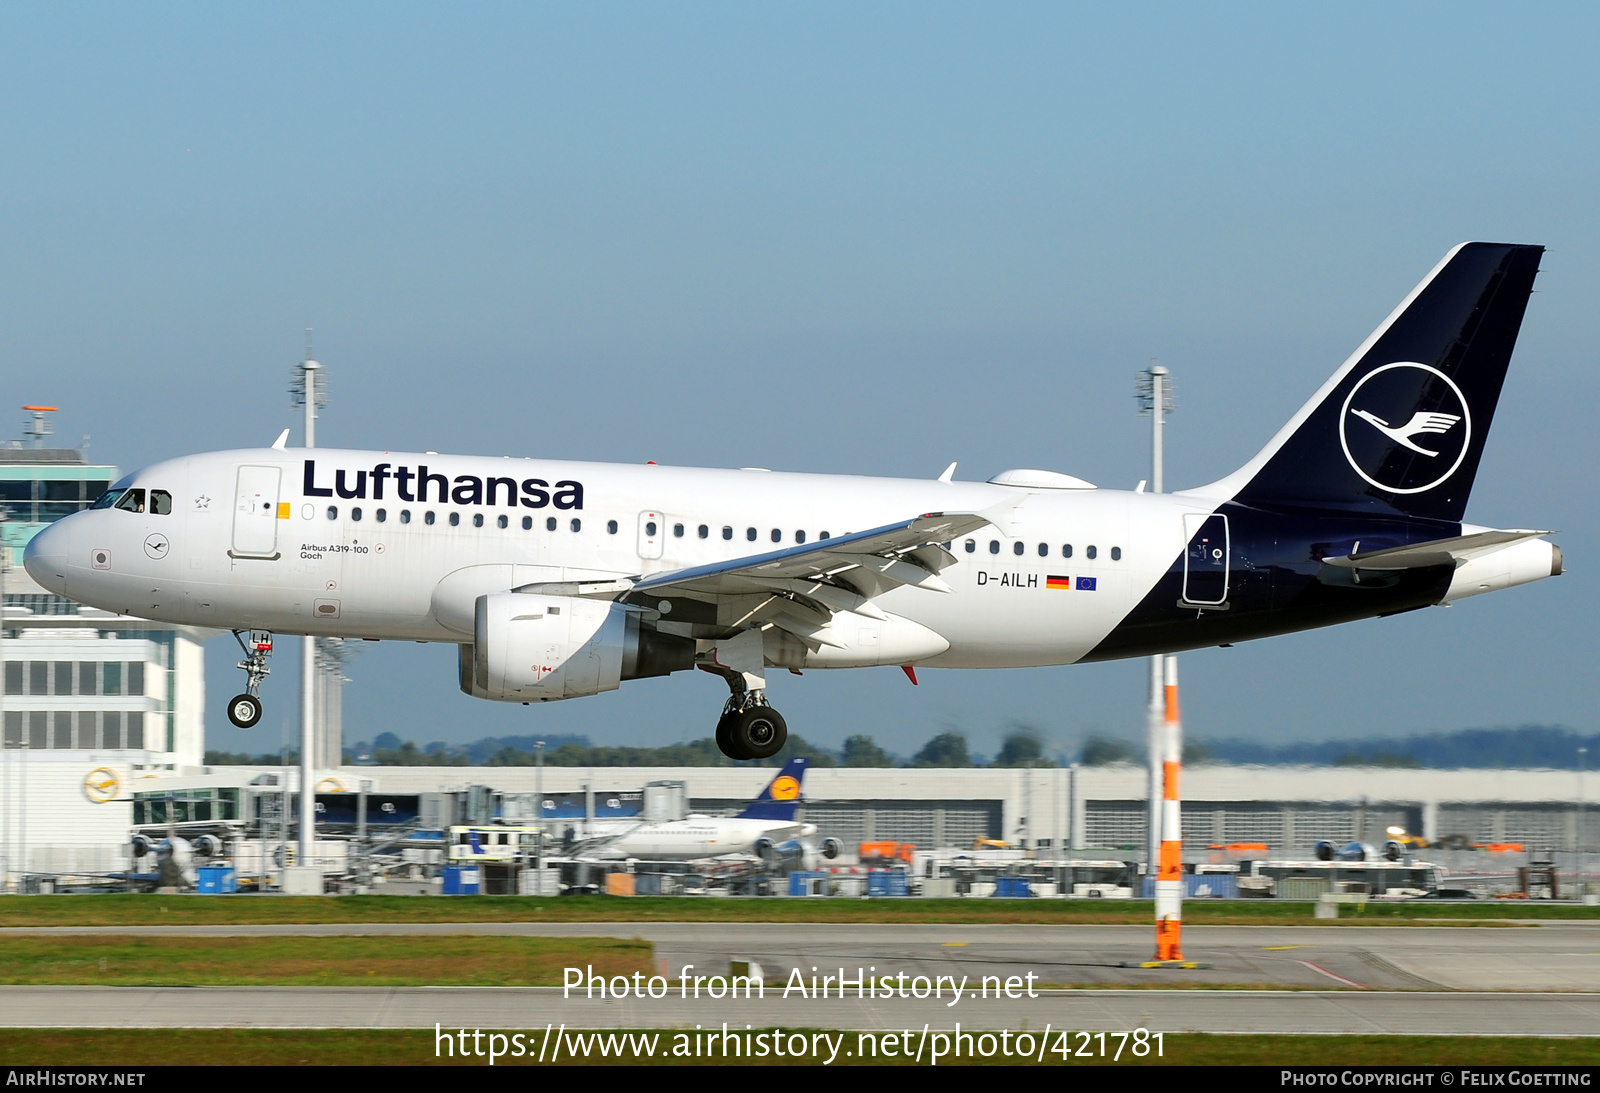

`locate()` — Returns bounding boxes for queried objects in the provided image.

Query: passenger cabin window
[1062,544,1073,558]
[449,513,460,526]
[326,506,337,520]
[770,529,781,543]
[1037,542,1047,557]
[472,514,484,528]
[989,540,1000,554]
[1111,546,1122,560]
[673,523,684,538]
[746,528,757,542]
[400,510,411,524]
[819,531,830,540]
[607,520,618,534]
[425,511,436,525]
[795,530,805,544]
[1013,541,1024,556]
[722,526,733,540]
[1086,545,1097,559]
[965,540,976,553]
[149,490,172,515]
[113,489,145,513]
[496,515,507,529]
[376,508,387,523]
[546,517,557,531]
[646,521,657,537]
[570,518,581,532]
[352,507,363,521]
[698,525,709,539]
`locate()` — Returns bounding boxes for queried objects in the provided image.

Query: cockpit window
[149,490,172,515]
[113,489,146,513]
[91,490,125,510]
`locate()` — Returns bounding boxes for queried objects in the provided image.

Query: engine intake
[460,592,693,702]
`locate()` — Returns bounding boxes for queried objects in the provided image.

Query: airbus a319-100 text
[25,243,1562,760]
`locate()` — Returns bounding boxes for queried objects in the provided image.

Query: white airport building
[0,437,212,883]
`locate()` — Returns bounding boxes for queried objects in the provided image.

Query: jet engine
[820,837,843,860]
[193,834,224,858]
[459,592,693,702]
[1315,840,1376,862]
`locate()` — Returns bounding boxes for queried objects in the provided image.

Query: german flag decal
[1046,575,1072,590]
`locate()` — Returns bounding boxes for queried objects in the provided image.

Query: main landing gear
[703,630,788,760]
[716,694,788,761]
[227,629,272,729]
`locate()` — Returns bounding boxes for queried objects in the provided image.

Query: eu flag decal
[1046,575,1072,590]
[1076,576,1097,591]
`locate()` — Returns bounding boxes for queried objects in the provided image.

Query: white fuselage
[586,816,815,860]
[28,448,1203,670]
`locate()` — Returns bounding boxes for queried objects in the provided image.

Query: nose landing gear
[227,629,272,729]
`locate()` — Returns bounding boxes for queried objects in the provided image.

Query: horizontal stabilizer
[1320,529,1550,571]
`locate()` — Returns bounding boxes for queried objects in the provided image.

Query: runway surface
[2,985,1597,1035]
[5,921,1597,992]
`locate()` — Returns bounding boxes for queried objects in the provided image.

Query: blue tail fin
[737,758,807,821]
[1208,242,1543,523]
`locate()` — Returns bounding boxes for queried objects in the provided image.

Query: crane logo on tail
[1339,362,1472,495]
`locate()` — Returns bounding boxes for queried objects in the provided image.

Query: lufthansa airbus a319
[24,243,1562,760]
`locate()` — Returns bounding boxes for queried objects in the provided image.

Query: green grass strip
[0,936,653,986]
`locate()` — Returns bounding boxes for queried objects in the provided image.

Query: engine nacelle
[820,837,843,860]
[460,592,693,702]
[1315,839,1375,862]
[193,834,224,858]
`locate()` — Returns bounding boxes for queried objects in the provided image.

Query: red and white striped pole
[1153,654,1184,961]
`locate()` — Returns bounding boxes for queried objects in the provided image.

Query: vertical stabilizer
[1195,243,1543,522]
[737,757,807,821]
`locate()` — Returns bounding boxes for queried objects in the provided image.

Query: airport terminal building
[0,444,212,880]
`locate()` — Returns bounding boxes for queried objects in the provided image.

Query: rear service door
[1182,513,1229,605]
[232,466,283,558]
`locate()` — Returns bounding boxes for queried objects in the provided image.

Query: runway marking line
[1262,945,1304,950]
[1297,960,1367,989]
[941,942,968,947]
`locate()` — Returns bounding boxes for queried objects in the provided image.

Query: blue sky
[3,5,1596,758]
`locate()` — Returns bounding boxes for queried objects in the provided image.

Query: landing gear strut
[702,630,787,760]
[716,693,788,761]
[227,629,272,729]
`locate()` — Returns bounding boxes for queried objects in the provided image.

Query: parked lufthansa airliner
[24,244,1561,760]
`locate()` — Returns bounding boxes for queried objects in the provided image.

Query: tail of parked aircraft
[736,757,807,821]
[1197,242,1544,523]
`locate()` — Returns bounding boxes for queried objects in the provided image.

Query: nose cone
[23,518,73,596]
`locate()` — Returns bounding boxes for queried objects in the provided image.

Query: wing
[516,511,991,650]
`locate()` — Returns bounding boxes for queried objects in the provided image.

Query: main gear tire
[730,706,787,760]
[715,711,745,759]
